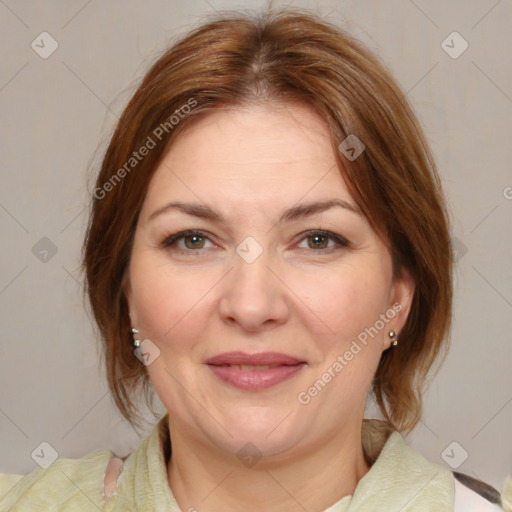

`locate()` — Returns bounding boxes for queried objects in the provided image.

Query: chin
[214,407,302,454]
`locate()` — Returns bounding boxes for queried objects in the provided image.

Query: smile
[207,363,306,390]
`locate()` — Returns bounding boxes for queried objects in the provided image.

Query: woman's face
[127,103,414,460]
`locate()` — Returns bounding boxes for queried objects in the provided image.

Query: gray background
[1,0,511,494]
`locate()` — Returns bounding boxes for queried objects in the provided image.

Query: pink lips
[206,351,306,391]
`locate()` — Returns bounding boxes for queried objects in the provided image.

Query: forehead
[142,103,353,212]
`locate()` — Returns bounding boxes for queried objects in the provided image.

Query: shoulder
[360,420,510,511]
[453,472,510,512]
[0,448,114,511]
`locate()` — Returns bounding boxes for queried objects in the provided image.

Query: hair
[83,8,452,433]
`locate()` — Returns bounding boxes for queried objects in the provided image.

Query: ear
[383,267,415,350]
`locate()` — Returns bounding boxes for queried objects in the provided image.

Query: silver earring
[389,330,398,347]
[131,328,141,348]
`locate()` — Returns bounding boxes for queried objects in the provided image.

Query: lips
[206,352,306,391]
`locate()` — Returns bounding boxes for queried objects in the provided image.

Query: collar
[107,415,454,511]
[346,419,453,510]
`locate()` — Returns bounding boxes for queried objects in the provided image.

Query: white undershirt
[454,477,503,511]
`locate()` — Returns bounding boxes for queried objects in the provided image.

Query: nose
[218,246,290,332]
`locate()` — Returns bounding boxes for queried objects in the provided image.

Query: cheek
[301,265,393,408]
[293,263,393,342]
[129,252,217,344]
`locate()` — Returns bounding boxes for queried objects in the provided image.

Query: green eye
[162,230,213,251]
[161,229,349,254]
[308,234,329,249]
[298,230,349,251]
[183,234,206,249]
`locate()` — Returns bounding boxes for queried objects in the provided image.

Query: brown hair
[83,8,452,433]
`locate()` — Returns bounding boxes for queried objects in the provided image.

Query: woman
[1,8,509,512]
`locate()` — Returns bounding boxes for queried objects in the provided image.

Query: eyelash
[160,229,349,254]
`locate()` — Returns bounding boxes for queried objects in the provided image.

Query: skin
[126,102,415,512]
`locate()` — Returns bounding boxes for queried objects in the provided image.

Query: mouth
[218,364,287,371]
[206,352,307,391]
[206,351,305,366]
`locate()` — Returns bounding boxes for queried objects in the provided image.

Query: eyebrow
[148,198,361,224]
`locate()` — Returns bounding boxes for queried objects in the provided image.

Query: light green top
[0,416,456,511]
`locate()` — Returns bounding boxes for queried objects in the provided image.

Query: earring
[131,328,141,348]
[389,330,398,347]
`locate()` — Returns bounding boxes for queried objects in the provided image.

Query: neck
[166,419,370,512]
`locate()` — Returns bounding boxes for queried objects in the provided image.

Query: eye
[296,230,349,251]
[161,230,215,251]
[160,229,349,254]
